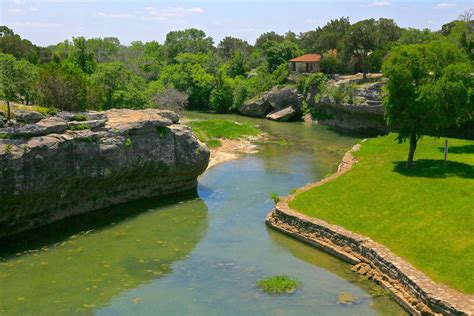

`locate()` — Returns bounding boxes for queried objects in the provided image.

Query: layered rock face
[0,109,210,238]
[314,81,389,135]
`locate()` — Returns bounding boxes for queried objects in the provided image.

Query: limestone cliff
[0,109,210,238]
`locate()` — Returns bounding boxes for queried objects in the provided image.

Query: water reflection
[0,194,208,315]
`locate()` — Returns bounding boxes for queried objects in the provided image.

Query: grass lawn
[289,135,474,293]
[187,119,261,148]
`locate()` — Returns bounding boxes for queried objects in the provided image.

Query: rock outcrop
[313,81,389,135]
[0,108,210,238]
[238,86,303,121]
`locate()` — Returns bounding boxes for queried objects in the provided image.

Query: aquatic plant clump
[257,275,301,294]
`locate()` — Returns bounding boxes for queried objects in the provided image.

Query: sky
[0,0,472,47]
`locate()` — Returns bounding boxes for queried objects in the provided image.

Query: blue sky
[0,0,472,46]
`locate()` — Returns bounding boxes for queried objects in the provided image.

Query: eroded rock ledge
[0,109,210,238]
[266,144,474,315]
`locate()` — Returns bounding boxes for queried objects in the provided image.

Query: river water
[0,113,406,315]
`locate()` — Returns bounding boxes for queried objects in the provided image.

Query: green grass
[0,103,57,116]
[290,135,474,293]
[71,114,88,121]
[69,123,90,131]
[257,275,301,294]
[187,119,260,148]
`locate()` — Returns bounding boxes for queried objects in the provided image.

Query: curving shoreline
[207,137,259,170]
[266,144,474,315]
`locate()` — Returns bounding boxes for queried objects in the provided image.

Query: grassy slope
[289,135,474,293]
[187,119,260,148]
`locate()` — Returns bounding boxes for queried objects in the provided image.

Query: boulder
[265,86,304,112]
[0,109,209,238]
[156,109,180,124]
[266,106,298,122]
[238,97,272,118]
[14,110,45,124]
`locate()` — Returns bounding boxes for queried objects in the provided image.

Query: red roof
[289,54,321,62]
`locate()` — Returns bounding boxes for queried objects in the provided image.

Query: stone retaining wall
[266,144,474,315]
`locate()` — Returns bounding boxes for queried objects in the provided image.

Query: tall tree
[343,19,378,78]
[86,37,120,63]
[71,37,96,74]
[299,17,350,53]
[37,61,89,111]
[0,53,18,120]
[263,40,299,72]
[90,62,147,109]
[255,32,284,49]
[217,36,251,59]
[163,29,213,62]
[16,59,39,105]
[383,41,473,168]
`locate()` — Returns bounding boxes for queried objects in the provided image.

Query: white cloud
[372,0,392,6]
[9,21,61,28]
[144,6,205,21]
[434,2,458,9]
[189,7,205,14]
[97,12,131,19]
[7,8,26,15]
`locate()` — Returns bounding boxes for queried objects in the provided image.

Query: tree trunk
[6,100,11,121]
[406,133,417,169]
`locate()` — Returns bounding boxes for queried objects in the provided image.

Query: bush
[71,114,88,121]
[270,192,280,204]
[231,78,249,110]
[69,123,89,131]
[271,63,289,85]
[150,87,188,114]
[37,62,88,111]
[209,69,235,113]
[297,73,327,95]
[257,275,300,294]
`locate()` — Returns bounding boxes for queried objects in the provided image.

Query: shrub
[37,61,89,111]
[71,113,88,121]
[297,73,327,95]
[69,123,90,131]
[257,275,300,294]
[123,138,132,148]
[150,87,189,114]
[270,192,280,204]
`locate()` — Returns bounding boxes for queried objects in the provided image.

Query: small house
[288,54,321,73]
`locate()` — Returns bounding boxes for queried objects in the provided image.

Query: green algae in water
[0,197,208,315]
[257,275,301,294]
[337,292,360,305]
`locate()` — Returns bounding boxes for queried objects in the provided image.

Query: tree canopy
[383,41,473,168]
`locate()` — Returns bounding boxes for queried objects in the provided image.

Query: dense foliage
[0,11,472,114]
[383,41,473,167]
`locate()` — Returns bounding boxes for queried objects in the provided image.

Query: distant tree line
[0,11,472,115]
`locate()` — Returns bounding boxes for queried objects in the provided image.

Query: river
[0,113,406,315]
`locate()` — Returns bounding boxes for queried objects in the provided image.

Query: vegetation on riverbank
[1,10,472,116]
[257,275,301,294]
[290,135,474,293]
[187,119,260,148]
[0,102,57,116]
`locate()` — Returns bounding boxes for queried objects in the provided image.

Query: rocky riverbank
[266,144,474,315]
[0,109,210,238]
